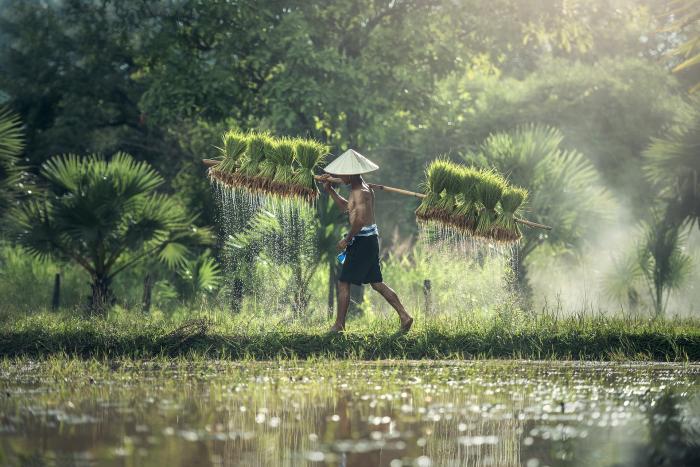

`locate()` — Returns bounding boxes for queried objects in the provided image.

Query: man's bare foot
[328,324,345,334]
[400,316,413,333]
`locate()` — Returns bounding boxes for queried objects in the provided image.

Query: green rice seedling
[475,170,506,237]
[271,137,296,193]
[416,158,452,222]
[255,138,279,193]
[239,132,269,177]
[453,167,481,232]
[493,186,528,242]
[212,130,247,182]
[292,138,328,201]
[435,162,463,223]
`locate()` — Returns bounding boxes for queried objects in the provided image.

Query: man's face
[340,175,351,185]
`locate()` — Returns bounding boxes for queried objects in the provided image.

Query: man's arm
[328,186,349,212]
[318,174,348,211]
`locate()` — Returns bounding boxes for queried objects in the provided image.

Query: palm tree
[226,197,342,316]
[637,213,692,317]
[13,153,213,313]
[0,107,24,222]
[643,110,700,229]
[463,124,614,294]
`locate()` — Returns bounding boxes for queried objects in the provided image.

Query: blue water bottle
[337,250,347,264]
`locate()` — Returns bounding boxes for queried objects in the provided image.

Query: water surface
[0,360,698,466]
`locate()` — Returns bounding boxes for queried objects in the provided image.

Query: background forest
[0,0,698,320]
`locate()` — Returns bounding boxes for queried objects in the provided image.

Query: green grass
[1,308,698,361]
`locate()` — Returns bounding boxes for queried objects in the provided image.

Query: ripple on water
[0,360,697,466]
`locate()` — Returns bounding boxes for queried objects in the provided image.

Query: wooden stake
[202,159,552,231]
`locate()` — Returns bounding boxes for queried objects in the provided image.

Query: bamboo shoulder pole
[204,159,426,197]
[202,159,552,231]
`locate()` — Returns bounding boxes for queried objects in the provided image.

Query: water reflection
[0,360,697,466]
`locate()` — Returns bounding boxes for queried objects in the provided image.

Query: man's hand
[317,173,335,193]
[336,238,348,251]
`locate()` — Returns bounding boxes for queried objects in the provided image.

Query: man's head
[339,174,361,185]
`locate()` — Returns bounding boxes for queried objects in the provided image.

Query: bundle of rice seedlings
[493,186,528,242]
[292,138,328,201]
[255,138,279,193]
[475,170,506,237]
[453,167,481,231]
[237,132,269,189]
[270,137,296,194]
[435,162,463,224]
[211,130,247,184]
[416,158,453,222]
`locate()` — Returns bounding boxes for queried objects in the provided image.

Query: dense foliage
[0,0,697,315]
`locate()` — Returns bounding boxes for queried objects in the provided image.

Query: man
[318,149,414,333]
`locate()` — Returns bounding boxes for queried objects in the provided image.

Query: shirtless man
[318,172,413,333]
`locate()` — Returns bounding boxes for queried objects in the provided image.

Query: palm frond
[0,106,24,163]
[643,112,700,227]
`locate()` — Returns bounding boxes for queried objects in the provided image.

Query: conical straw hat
[323,149,379,175]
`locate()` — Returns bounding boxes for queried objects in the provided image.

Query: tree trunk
[89,275,113,315]
[142,273,153,313]
[51,273,61,311]
[231,278,244,313]
[423,279,432,315]
[655,282,663,318]
[511,241,535,307]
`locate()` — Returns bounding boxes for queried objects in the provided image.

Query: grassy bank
[1,308,699,361]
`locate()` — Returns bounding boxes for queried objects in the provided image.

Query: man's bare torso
[348,182,376,228]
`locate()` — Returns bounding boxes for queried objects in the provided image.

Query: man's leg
[370,282,413,332]
[331,280,351,332]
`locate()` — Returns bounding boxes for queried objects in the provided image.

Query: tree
[463,124,613,294]
[637,214,692,317]
[605,214,692,317]
[0,106,24,222]
[225,197,341,316]
[643,109,700,229]
[13,153,213,313]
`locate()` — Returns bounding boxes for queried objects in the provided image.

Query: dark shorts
[339,235,383,286]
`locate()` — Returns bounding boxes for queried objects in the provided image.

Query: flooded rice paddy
[0,360,698,466]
